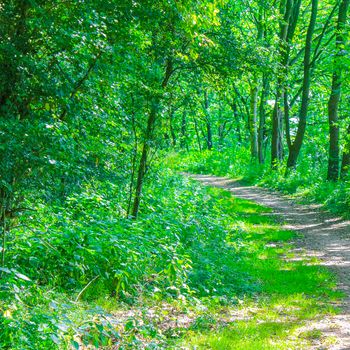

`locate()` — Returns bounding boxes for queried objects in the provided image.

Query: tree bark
[206,122,213,150]
[271,103,284,167]
[271,0,293,168]
[193,116,203,152]
[341,124,350,178]
[327,0,349,181]
[131,59,173,218]
[286,0,318,168]
[249,82,259,159]
[180,110,188,150]
[203,91,213,150]
[131,103,157,218]
[232,101,242,143]
[258,76,268,164]
[169,108,177,146]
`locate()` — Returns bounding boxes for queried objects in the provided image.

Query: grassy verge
[175,185,341,349]
[1,170,342,349]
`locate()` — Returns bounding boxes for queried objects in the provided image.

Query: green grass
[1,170,342,349]
[88,180,342,349]
[170,148,350,217]
[175,185,342,349]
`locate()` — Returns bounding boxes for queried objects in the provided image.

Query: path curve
[190,174,350,350]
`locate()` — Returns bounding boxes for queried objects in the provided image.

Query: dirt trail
[190,174,350,350]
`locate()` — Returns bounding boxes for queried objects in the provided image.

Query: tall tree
[258,75,269,163]
[286,0,318,168]
[249,79,259,159]
[327,0,350,181]
[130,0,222,217]
[271,0,294,167]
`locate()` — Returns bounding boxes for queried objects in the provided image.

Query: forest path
[189,174,350,350]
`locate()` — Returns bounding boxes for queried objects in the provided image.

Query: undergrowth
[0,167,342,349]
[170,148,350,216]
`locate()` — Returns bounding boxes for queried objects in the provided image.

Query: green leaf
[70,340,80,350]
[15,272,31,281]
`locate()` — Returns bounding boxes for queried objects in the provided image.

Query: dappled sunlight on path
[189,174,350,350]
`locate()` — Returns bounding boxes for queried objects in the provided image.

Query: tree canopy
[1,0,349,348]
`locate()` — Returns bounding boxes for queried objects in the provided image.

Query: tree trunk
[271,102,284,167]
[131,103,157,218]
[126,104,138,217]
[341,124,350,178]
[327,94,341,180]
[206,122,213,150]
[284,89,292,150]
[180,110,188,150]
[271,0,293,168]
[203,91,213,150]
[232,101,242,143]
[218,124,224,147]
[169,109,177,146]
[327,0,349,181]
[193,116,202,152]
[286,0,318,168]
[131,58,173,218]
[258,76,268,164]
[249,82,259,159]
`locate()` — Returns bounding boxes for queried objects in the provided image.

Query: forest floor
[190,174,350,350]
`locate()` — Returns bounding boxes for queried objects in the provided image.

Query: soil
[190,174,350,350]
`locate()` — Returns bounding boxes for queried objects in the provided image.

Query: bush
[172,148,350,216]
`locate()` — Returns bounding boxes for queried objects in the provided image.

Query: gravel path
[190,174,350,350]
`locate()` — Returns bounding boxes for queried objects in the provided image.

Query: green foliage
[1,168,341,348]
[0,0,349,348]
[174,148,350,216]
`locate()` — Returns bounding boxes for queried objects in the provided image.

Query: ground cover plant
[0,170,342,349]
[172,149,350,217]
[1,0,350,348]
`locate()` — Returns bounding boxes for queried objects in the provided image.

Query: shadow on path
[189,174,350,350]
